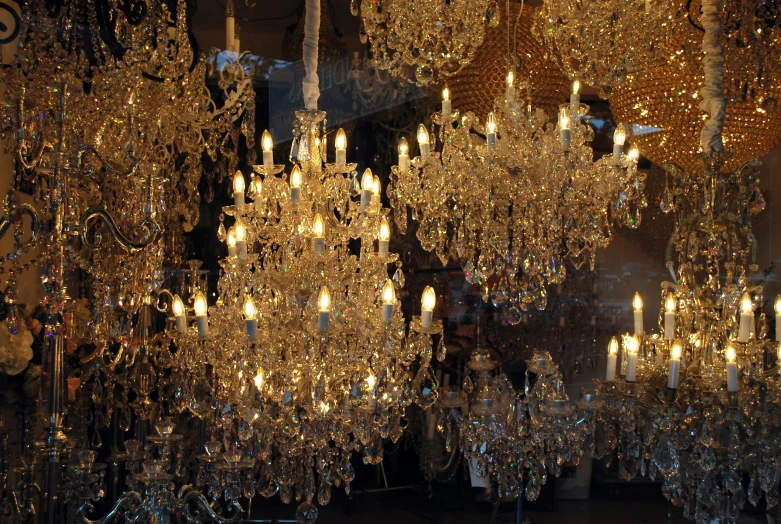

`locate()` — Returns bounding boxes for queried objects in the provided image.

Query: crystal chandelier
[533,0,678,96]
[585,0,781,519]
[389,72,646,312]
[350,0,499,85]
[610,0,781,174]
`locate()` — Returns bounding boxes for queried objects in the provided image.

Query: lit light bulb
[777,341,781,361]
[441,87,451,117]
[290,165,302,205]
[572,80,580,95]
[251,177,263,197]
[360,168,373,209]
[559,108,571,151]
[398,138,409,156]
[614,124,627,146]
[421,285,436,329]
[233,170,245,193]
[558,109,570,130]
[318,286,331,312]
[366,372,376,388]
[227,229,236,246]
[606,336,618,380]
[194,292,207,317]
[625,335,640,381]
[506,70,514,88]
[486,112,497,134]
[244,296,256,320]
[335,128,346,151]
[633,292,643,311]
[626,335,639,354]
[442,87,450,102]
[313,213,325,255]
[505,70,516,102]
[775,295,781,315]
[398,137,410,171]
[378,218,390,241]
[234,220,246,242]
[726,345,737,363]
[486,112,497,152]
[335,128,347,167]
[740,292,753,314]
[254,371,264,390]
[665,293,676,313]
[627,144,640,162]
[172,295,185,317]
[262,129,273,152]
[671,342,682,360]
[382,279,395,305]
[417,124,430,145]
[608,337,618,356]
[378,217,390,257]
[370,175,381,205]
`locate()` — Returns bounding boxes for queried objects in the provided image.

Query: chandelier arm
[76,490,143,524]
[179,489,244,523]
[0,202,39,247]
[79,209,160,252]
[76,145,139,178]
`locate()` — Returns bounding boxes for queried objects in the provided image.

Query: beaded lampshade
[610,0,781,173]
[446,3,569,121]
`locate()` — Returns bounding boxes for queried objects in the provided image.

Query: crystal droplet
[6,307,20,335]
[217,221,227,242]
[295,501,318,524]
[463,260,475,283]
[392,267,405,288]
[350,0,359,16]
[436,337,446,362]
[462,374,473,393]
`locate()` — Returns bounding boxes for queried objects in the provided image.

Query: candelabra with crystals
[424,344,588,501]
[159,107,444,517]
[388,81,646,312]
[350,0,499,85]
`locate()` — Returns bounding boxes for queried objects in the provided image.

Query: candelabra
[584,1,781,519]
[388,80,645,311]
[350,0,498,85]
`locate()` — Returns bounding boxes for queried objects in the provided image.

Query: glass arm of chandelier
[179,488,244,523]
[76,144,139,178]
[77,491,143,524]
[0,201,40,248]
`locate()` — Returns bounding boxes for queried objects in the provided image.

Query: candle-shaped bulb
[506,70,514,88]
[487,112,497,134]
[371,175,381,197]
[726,345,737,363]
[614,124,627,146]
[777,341,781,361]
[227,230,236,248]
[627,335,639,354]
[366,372,376,388]
[361,168,373,191]
[572,80,580,95]
[740,292,753,314]
[559,109,570,130]
[172,295,185,317]
[313,214,325,238]
[254,371,263,390]
[382,279,395,305]
[379,218,390,241]
[335,128,347,151]
[422,286,436,312]
[262,130,273,152]
[399,138,409,156]
[442,87,450,102]
[625,335,639,381]
[775,295,781,314]
[633,292,643,311]
[194,291,207,317]
[319,286,331,312]
[671,342,682,360]
[290,166,302,188]
[608,337,618,355]
[234,220,246,242]
[665,293,676,313]
[417,124,429,146]
[244,296,256,319]
[233,170,245,206]
[627,144,640,162]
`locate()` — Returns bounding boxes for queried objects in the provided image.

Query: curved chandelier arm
[80,209,160,252]
[76,145,139,178]
[77,491,143,524]
[0,202,39,247]
[178,488,244,523]
[155,289,175,313]
[17,139,54,177]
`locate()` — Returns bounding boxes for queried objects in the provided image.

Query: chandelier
[585,0,781,519]
[533,0,679,96]
[350,0,499,85]
[389,73,646,313]
[610,0,781,174]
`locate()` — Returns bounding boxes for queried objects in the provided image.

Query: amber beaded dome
[445,4,569,121]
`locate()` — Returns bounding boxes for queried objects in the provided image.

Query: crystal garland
[388,80,646,312]
[350,0,499,85]
[584,0,781,519]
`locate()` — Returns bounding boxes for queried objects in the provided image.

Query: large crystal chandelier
[153,0,444,518]
[585,0,781,519]
[350,0,499,85]
[389,67,646,313]
[533,0,679,96]
[610,0,781,174]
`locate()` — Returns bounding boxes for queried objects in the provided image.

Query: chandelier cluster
[389,81,646,314]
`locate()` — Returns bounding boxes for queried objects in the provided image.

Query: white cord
[698,0,726,154]
[302,0,321,110]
